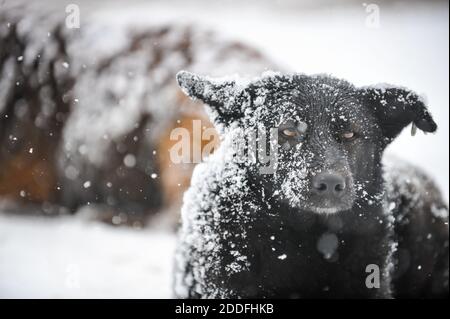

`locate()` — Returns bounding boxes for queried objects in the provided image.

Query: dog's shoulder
[176,156,261,298]
[383,156,448,222]
[383,156,449,298]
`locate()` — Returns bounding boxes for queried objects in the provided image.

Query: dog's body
[174,71,449,298]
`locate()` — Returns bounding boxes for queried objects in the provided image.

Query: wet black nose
[312,173,346,198]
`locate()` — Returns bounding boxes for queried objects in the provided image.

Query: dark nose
[312,172,346,198]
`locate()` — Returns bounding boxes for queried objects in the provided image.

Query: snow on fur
[174,71,448,298]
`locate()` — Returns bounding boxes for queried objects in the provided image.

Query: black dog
[174,71,449,298]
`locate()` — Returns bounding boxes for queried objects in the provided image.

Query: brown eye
[282,128,298,137]
[342,131,355,140]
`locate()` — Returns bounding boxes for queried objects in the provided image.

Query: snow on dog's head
[176,71,437,214]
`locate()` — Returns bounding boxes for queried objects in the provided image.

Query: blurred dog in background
[0,3,277,227]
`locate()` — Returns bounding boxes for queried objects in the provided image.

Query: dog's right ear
[359,85,437,142]
[176,71,246,128]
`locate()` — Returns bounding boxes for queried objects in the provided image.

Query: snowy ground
[0,0,448,298]
[0,214,175,298]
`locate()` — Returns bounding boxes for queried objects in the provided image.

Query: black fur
[174,71,449,298]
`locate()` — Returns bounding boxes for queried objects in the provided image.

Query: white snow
[123,154,137,168]
[0,214,175,298]
[82,181,91,189]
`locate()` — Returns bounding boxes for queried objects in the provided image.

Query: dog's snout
[312,172,346,198]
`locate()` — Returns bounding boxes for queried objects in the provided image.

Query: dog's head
[177,71,437,214]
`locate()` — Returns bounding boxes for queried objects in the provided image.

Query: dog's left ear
[360,86,437,141]
[176,71,246,129]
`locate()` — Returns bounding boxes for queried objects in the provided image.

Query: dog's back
[384,158,449,298]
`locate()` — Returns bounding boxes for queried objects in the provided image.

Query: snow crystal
[83,181,91,189]
[64,166,79,180]
[78,145,87,155]
[431,204,449,219]
[112,215,121,225]
[123,154,136,168]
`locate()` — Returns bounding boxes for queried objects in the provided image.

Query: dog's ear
[360,85,437,141]
[176,71,246,128]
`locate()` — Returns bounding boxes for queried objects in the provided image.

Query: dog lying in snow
[0,4,276,225]
[174,71,449,298]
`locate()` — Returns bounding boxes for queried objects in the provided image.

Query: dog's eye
[278,120,307,149]
[282,128,298,138]
[342,131,356,141]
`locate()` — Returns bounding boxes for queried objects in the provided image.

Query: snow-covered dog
[174,71,449,298]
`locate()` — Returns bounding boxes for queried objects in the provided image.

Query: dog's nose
[312,173,346,198]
